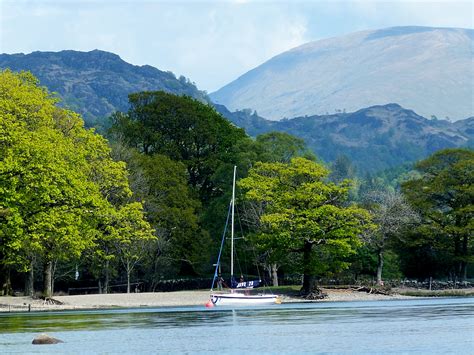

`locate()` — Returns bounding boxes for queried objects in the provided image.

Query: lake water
[0,298,473,354]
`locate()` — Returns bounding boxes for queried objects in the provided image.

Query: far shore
[0,287,436,313]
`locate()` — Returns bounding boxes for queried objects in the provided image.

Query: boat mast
[231,165,236,279]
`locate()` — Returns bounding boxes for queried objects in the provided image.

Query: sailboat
[208,166,280,307]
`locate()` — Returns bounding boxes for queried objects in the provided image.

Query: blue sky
[1,0,472,92]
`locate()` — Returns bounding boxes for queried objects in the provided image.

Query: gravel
[0,289,414,312]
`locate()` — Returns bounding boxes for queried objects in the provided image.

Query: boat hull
[210,293,280,306]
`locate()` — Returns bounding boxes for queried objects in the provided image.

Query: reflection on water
[0,298,473,354]
[0,308,233,333]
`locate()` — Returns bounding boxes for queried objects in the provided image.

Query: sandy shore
[0,289,413,313]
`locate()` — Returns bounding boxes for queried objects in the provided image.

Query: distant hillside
[211,26,474,121]
[216,103,473,173]
[2,49,471,174]
[0,50,208,126]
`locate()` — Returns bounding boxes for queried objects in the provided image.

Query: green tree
[402,148,474,280]
[255,131,315,163]
[109,91,256,278]
[0,71,102,296]
[109,203,155,293]
[239,157,372,297]
[0,70,151,297]
[329,155,356,183]
[239,132,316,286]
[124,151,211,277]
[109,91,247,203]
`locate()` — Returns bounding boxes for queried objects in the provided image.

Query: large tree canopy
[402,148,474,279]
[109,91,258,279]
[0,71,99,272]
[254,131,315,163]
[239,157,372,296]
[0,70,153,297]
[110,91,248,202]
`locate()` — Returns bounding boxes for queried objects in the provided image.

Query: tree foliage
[2,70,471,296]
[254,131,315,163]
[402,148,474,279]
[239,157,372,295]
[0,70,152,296]
[329,155,356,183]
[114,147,211,276]
[110,91,248,202]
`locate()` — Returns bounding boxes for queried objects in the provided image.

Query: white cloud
[1,1,307,90]
[393,1,473,29]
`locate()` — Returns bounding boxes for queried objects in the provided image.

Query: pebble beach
[0,289,415,313]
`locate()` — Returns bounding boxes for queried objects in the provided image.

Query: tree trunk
[1,266,13,296]
[25,260,35,297]
[460,235,468,281]
[126,262,131,294]
[98,280,102,294]
[271,263,279,287]
[376,249,384,285]
[51,260,57,296]
[104,259,109,294]
[301,241,314,295]
[454,236,462,279]
[43,260,53,298]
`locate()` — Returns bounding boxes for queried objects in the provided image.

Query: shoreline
[1,287,472,313]
[0,288,419,313]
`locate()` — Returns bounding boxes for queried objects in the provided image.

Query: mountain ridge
[1,48,472,174]
[0,49,208,126]
[211,26,474,121]
[217,103,473,173]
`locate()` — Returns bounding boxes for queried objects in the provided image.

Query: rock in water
[32,333,64,345]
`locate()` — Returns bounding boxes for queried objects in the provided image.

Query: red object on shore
[205,300,214,308]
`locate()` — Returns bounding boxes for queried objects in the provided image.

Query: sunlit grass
[396,289,474,297]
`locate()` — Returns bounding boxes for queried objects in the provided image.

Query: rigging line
[236,187,267,290]
[235,204,250,279]
[211,200,232,292]
[235,173,270,293]
[236,201,267,290]
[242,228,274,295]
[250,242,273,294]
[233,232,244,280]
[232,167,244,280]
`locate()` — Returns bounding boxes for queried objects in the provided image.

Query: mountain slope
[0,50,208,126]
[2,49,471,174]
[211,26,474,121]
[216,103,473,173]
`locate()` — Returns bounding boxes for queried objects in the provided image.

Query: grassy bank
[269,284,474,298]
[395,288,474,297]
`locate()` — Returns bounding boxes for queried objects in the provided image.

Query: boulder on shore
[32,333,64,345]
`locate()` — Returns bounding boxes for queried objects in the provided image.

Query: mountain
[216,103,473,173]
[211,26,474,121]
[2,49,471,174]
[0,50,208,126]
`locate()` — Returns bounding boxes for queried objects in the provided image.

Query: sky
[0,0,472,92]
